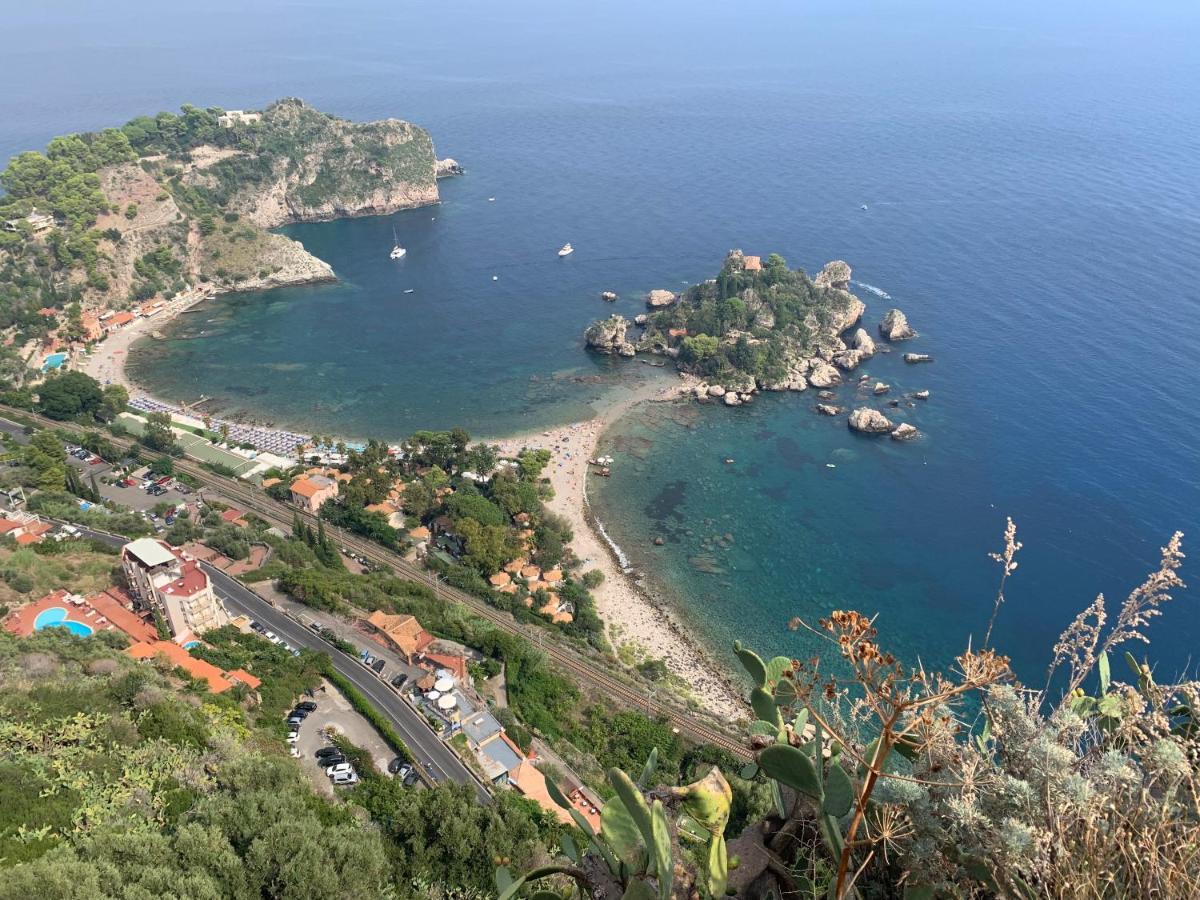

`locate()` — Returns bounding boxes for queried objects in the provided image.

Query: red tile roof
[127,641,233,693]
[161,560,209,597]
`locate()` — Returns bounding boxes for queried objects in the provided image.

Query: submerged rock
[815,403,842,416]
[817,390,837,401]
[848,407,894,434]
[879,308,917,341]
[601,291,619,302]
[873,382,890,395]
[915,389,930,400]
[891,423,920,441]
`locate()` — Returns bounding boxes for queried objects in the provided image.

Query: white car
[332,771,359,786]
[326,762,353,777]
[264,631,277,642]
[286,731,299,743]
[289,746,302,758]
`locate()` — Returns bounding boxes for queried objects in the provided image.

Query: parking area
[291,678,402,796]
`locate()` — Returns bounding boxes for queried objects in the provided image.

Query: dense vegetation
[628,251,856,386]
[0,99,436,330]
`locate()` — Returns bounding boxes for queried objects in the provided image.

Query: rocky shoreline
[586,255,934,441]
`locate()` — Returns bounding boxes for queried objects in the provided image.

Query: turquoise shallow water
[5,0,1199,684]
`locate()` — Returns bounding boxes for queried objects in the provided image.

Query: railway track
[4,406,751,760]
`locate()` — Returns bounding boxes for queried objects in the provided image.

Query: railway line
[3,405,751,760]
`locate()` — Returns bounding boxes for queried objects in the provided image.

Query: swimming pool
[33,607,94,636]
[42,352,66,371]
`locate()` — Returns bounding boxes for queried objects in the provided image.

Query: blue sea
[4,0,1198,684]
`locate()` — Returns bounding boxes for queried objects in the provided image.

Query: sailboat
[557,242,574,257]
[389,225,406,259]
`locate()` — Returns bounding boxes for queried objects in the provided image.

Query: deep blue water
[4,0,1198,684]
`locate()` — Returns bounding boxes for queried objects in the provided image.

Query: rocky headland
[0,98,459,323]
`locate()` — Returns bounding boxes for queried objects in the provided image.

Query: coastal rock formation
[807,361,841,389]
[833,349,864,371]
[708,385,726,398]
[584,315,635,356]
[435,157,464,177]
[891,423,920,441]
[634,314,648,325]
[207,99,442,228]
[647,289,678,309]
[915,389,930,400]
[848,407,894,434]
[817,390,836,400]
[852,328,876,357]
[814,260,852,291]
[904,353,932,363]
[601,291,619,303]
[873,382,890,395]
[879,308,916,341]
[723,393,742,407]
[831,294,867,334]
[815,403,841,416]
[759,372,807,392]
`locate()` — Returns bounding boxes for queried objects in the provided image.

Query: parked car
[332,771,359,786]
[361,654,375,668]
[390,673,408,689]
[371,658,386,675]
[318,755,346,769]
[308,621,323,632]
[326,763,353,777]
[289,746,301,758]
[286,731,299,743]
[402,769,419,787]
[315,747,341,759]
[388,758,406,775]
[250,621,264,633]
[296,701,317,712]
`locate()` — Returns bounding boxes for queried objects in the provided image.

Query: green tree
[36,371,105,421]
[141,411,176,452]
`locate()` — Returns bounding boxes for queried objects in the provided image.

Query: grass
[0,545,119,608]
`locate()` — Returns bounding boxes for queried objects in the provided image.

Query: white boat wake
[851,280,892,300]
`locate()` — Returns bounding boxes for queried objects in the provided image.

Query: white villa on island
[217,109,262,128]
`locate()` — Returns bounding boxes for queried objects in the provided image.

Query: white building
[121,538,228,644]
[217,110,262,128]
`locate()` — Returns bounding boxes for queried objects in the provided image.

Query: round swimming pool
[33,607,94,637]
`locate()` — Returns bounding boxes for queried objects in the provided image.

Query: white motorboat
[557,242,574,257]
[389,226,406,259]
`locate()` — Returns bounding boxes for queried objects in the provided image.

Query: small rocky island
[0,99,457,312]
[585,250,931,439]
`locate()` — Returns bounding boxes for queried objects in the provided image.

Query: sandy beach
[88,301,746,719]
[491,376,747,720]
[82,288,214,391]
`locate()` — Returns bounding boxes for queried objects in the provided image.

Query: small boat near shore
[389,225,406,259]
[557,243,574,257]
[403,289,415,294]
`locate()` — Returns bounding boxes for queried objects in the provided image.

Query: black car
[289,707,311,718]
[388,757,405,774]
[371,658,386,674]
[296,701,317,712]
[315,747,341,759]
[318,755,346,769]
[402,770,419,787]
[390,673,408,689]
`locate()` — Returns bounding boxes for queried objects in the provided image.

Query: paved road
[76,526,489,802]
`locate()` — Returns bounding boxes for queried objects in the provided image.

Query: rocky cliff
[0,99,448,318]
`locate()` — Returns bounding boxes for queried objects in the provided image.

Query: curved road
[1,406,749,760]
[76,525,489,802]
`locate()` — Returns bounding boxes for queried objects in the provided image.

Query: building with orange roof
[504,558,527,575]
[409,525,431,542]
[420,650,469,683]
[106,311,135,331]
[743,255,763,272]
[128,640,232,692]
[37,307,58,318]
[122,538,227,643]
[488,571,512,589]
[126,640,263,694]
[260,477,282,489]
[0,513,52,545]
[219,508,249,527]
[365,610,434,663]
[508,760,602,830]
[520,565,541,580]
[668,328,689,339]
[290,474,338,512]
[541,569,563,584]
